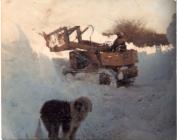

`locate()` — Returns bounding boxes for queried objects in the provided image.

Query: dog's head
[72,96,92,121]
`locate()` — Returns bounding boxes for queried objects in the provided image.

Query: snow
[2,0,176,140]
[2,25,176,140]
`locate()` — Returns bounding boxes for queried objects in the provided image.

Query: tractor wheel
[99,72,111,85]
[98,69,117,86]
[116,78,135,87]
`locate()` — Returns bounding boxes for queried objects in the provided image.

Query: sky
[34,0,176,33]
[2,0,176,46]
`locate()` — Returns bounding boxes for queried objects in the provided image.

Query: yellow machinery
[41,26,138,86]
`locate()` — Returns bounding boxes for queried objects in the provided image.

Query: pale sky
[2,0,176,45]
[35,0,176,33]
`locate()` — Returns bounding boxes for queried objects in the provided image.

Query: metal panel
[100,50,138,67]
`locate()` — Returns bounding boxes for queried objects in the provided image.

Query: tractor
[41,25,138,87]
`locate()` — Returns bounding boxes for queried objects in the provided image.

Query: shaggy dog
[40,97,92,140]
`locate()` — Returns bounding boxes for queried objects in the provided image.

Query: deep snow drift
[2,25,176,140]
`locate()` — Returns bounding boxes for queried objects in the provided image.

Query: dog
[40,97,92,140]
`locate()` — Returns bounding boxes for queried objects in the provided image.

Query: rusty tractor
[41,25,138,87]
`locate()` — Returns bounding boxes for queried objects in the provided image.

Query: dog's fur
[40,97,92,140]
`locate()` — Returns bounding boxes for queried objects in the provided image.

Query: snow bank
[166,13,176,47]
[2,27,72,139]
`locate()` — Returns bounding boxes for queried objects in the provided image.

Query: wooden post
[63,27,70,48]
[76,27,82,43]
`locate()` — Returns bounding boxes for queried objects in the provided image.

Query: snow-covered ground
[2,26,176,140]
[2,0,176,140]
